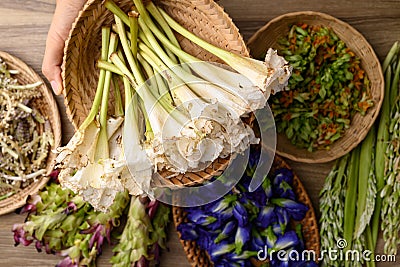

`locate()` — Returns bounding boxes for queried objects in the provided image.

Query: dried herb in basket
[0,56,54,201]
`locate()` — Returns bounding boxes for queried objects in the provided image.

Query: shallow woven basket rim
[247,11,384,163]
[173,154,320,267]
[0,51,62,215]
[62,0,249,186]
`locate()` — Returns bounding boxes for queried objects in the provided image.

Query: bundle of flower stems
[55,0,291,211]
[320,41,400,266]
[13,171,170,267]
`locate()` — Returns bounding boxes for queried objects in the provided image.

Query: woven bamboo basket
[173,154,320,267]
[0,51,62,215]
[62,0,249,186]
[247,11,384,163]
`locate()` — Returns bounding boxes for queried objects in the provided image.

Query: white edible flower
[63,159,124,212]
[55,117,127,212]
[123,99,154,196]
[143,96,258,173]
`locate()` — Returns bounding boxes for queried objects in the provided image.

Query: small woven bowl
[0,51,62,215]
[247,11,384,163]
[173,155,320,267]
[62,0,249,186]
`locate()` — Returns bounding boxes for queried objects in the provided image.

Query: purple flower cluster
[12,174,129,267]
[13,169,172,267]
[177,149,318,267]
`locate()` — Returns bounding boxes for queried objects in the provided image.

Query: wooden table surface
[0,0,399,266]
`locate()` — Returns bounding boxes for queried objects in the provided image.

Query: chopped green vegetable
[270,23,373,151]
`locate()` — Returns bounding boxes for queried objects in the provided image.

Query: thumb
[42,0,87,95]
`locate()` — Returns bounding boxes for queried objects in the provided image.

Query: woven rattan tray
[62,0,249,186]
[173,155,320,266]
[0,51,62,215]
[247,11,384,163]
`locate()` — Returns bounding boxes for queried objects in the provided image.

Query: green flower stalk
[111,196,152,267]
[374,41,400,255]
[372,41,399,245]
[111,196,170,267]
[112,75,124,117]
[137,41,257,119]
[354,127,376,238]
[149,200,170,262]
[381,99,400,255]
[129,9,139,60]
[320,127,377,267]
[319,155,348,267]
[343,146,360,267]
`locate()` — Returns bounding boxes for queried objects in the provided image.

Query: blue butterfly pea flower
[213,258,247,267]
[275,206,290,234]
[272,198,309,221]
[186,209,217,226]
[274,180,296,200]
[248,146,261,168]
[213,206,234,222]
[262,176,274,199]
[262,226,277,249]
[233,202,249,227]
[208,242,236,262]
[235,226,251,254]
[273,230,300,251]
[273,223,284,236]
[177,222,199,241]
[196,228,214,251]
[243,187,267,208]
[274,168,294,186]
[229,250,258,261]
[250,229,266,251]
[215,220,237,243]
[209,194,237,214]
[256,205,276,227]
[270,258,290,267]
[293,224,306,251]
[295,260,319,267]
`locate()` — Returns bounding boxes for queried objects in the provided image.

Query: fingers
[42,27,64,95]
[42,0,87,95]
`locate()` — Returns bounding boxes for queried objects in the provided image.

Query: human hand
[42,0,87,95]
